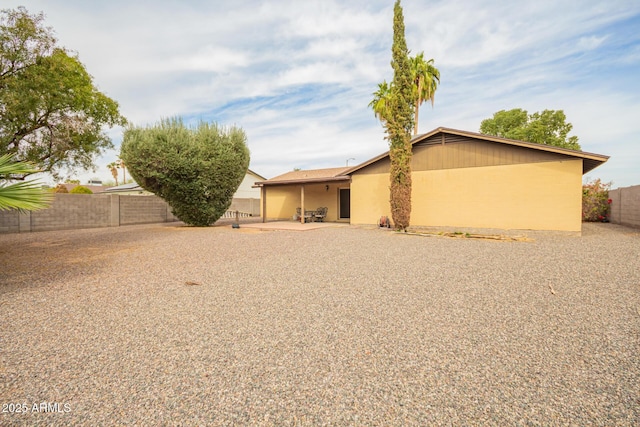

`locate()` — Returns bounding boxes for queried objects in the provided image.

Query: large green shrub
[582,178,611,222]
[120,118,250,226]
[69,185,92,194]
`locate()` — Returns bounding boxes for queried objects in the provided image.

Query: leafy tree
[0,7,127,179]
[120,118,250,227]
[386,0,414,231]
[69,185,92,194]
[480,108,581,150]
[0,153,52,211]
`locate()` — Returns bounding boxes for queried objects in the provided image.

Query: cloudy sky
[7,0,640,187]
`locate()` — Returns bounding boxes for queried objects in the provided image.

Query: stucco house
[256,127,609,232]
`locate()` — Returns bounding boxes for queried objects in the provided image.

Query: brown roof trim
[256,175,351,186]
[437,127,609,161]
[257,166,352,186]
[344,126,609,175]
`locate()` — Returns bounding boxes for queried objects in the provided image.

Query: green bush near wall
[120,118,250,227]
[582,178,611,222]
[69,185,93,194]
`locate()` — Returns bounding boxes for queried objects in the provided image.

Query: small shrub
[70,185,93,194]
[53,184,68,193]
[582,178,611,222]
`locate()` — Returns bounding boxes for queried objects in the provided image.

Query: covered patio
[255,167,352,224]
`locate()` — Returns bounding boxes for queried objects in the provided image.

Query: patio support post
[261,185,266,223]
[300,185,305,223]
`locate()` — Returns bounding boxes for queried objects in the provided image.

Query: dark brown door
[339,188,350,219]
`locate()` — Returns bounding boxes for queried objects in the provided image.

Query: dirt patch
[401,230,532,242]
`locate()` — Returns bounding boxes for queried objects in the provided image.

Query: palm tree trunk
[414,99,420,135]
[414,78,422,135]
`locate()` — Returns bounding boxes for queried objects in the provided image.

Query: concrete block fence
[228,198,260,217]
[0,194,177,234]
[609,185,640,228]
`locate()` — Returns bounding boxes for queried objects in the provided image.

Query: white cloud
[3,0,640,187]
[577,35,608,51]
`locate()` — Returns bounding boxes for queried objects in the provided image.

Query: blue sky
[7,0,640,187]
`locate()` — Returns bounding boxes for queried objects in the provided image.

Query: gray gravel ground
[1,222,639,426]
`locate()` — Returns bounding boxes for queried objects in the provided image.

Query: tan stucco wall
[350,173,391,223]
[351,159,583,231]
[263,183,344,221]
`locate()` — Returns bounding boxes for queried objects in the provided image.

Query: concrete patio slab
[238,221,350,231]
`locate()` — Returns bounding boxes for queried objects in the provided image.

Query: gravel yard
[1,222,639,426]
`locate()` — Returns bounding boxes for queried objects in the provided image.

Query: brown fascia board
[255,175,351,187]
[439,127,609,162]
[344,126,609,175]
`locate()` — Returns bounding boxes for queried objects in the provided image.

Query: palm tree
[107,161,119,186]
[368,80,392,123]
[0,154,52,212]
[116,159,126,184]
[369,53,440,135]
[410,52,440,135]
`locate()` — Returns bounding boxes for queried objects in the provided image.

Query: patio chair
[314,207,328,222]
[304,210,314,223]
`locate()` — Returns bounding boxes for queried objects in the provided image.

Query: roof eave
[256,176,351,186]
[438,127,610,161]
[345,126,609,175]
[247,169,267,181]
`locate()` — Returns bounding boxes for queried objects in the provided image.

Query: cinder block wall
[120,195,175,225]
[228,198,260,216]
[0,194,179,234]
[0,209,20,233]
[609,185,640,228]
[31,194,112,232]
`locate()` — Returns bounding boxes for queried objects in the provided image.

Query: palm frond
[0,154,53,212]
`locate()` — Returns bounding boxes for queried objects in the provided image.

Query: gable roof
[344,127,609,175]
[103,170,266,193]
[258,167,351,186]
[247,169,266,181]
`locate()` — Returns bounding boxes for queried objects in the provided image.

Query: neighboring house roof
[103,169,266,193]
[258,167,352,186]
[247,169,266,181]
[62,184,112,193]
[344,127,609,175]
[101,182,148,193]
